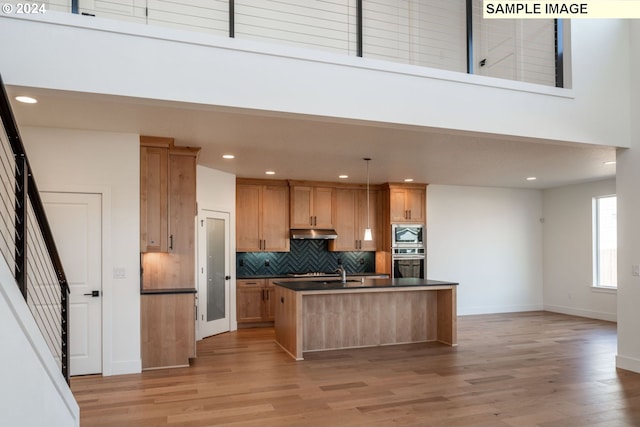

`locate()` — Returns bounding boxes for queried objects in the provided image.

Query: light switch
[632,265,640,277]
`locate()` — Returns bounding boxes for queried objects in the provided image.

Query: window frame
[592,194,617,289]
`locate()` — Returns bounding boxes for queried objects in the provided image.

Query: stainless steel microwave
[391,224,424,247]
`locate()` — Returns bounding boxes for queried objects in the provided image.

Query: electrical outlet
[239,259,244,267]
[359,258,365,265]
[265,259,270,267]
[113,268,126,279]
[633,265,640,277]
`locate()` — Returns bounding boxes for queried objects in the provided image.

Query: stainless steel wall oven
[392,250,425,279]
[391,224,425,279]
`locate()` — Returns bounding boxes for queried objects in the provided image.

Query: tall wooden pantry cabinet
[139,136,200,369]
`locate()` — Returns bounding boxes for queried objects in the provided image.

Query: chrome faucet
[335,265,347,283]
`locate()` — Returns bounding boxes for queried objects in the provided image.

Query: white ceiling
[7,85,617,190]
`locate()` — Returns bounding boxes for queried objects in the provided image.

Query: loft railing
[11,0,563,88]
[0,74,70,384]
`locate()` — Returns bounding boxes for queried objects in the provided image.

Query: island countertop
[273,278,458,292]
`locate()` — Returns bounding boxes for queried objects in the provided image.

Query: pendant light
[363,158,373,241]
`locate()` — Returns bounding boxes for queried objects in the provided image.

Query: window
[593,195,617,288]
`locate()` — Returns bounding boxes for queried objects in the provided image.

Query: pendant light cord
[366,158,371,229]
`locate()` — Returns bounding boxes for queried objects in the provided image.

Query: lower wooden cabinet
[141,292,196,369]
[236,279,276,324]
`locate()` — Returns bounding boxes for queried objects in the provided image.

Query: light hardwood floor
[72,312,640,426]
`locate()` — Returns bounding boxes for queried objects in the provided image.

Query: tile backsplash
[237,239,375,276]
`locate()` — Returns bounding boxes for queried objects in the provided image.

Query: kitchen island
[273,278,458,360]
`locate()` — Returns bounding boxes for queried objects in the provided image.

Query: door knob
[225,275,231,280]
[83,290,100,297]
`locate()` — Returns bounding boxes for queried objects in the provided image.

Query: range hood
[290,229,338,240]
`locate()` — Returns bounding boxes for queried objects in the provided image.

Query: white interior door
[42,192,102,376]
[198,210,230,339]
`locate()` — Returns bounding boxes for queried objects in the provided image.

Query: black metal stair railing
[0,74,70,384]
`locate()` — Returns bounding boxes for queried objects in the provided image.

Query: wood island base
[274,283,457,360]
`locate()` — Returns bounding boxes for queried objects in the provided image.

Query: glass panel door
[207,217,225,322]
[198,210,230,339]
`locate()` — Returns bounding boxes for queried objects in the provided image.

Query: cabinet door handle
[310,216,313,226]
[169,234,174,250]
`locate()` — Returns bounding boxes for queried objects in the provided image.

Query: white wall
[196,165,237,333]
[0,251,79,426]
[21,126,141,376]
[616,21,640,373]
[0,13,630,149]
[542,179,616,321]
[427,185,543,315]
[197,165,236,215]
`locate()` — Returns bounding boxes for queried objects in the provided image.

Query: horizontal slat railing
[0,74,70,383]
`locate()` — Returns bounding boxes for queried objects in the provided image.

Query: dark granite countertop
[237,272,388,280]
[273,278,458,291]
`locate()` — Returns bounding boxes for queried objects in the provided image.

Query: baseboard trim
[458,304,543,316]
[105,359,142,376]
[544,304,617,322]
[616,355,640,374]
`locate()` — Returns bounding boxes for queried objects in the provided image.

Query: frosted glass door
[198,210,230,339]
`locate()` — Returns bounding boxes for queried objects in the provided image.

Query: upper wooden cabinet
[236,180,290,252]
[140,136,200,289]
[167,151,198,287]
[290,184,335,229]
[389,186,426,223]
[330,188,378,251]
[140,144,169,252]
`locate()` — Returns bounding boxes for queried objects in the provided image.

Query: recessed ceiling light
[339,175,348,179]
[526,177,537,181]
[222,154,235,159]
[404,178,414,182]
[603,161,616,165]
[15,96,37,104]
[265,170,276,175]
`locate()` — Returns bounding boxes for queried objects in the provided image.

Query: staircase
[0,74,70,383]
